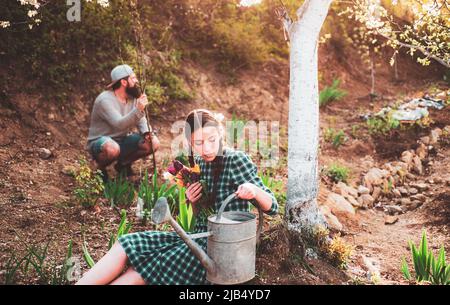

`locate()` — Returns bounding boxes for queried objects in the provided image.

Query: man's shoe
[99,169,109,184]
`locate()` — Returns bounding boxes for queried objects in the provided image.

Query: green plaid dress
[118,147,279,285]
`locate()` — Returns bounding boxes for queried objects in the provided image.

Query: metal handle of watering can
[216,193,264,246]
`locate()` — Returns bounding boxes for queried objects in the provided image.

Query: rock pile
[320,126,449,232]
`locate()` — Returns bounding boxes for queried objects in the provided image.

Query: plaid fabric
[118,147,279,285]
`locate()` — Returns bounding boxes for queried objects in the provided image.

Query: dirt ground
[0,44,448,284]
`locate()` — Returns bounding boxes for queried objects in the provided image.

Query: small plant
[103,175,136,208]
[3,240,75,285]
[73,157,104,208]
[366,112,400,135]
[83,209,132,268]
[401,230,450,285]
[315,226,353,269]
[350,124,361,139]
[323,128,347,148]
[319,79,347,107]
[176,187,196,233]
[259,170,286,213]
[138,169,178,215]
[325,163,350,183]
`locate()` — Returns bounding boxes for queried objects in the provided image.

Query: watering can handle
[216,193,264,245]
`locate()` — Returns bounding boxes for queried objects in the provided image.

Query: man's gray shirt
[86,90,149,149]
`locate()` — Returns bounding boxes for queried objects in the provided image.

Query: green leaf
[66,240,73,260]
[82,240,95,268]
[401,256,411,280]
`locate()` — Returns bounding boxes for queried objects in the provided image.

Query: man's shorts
[88,133,143,161]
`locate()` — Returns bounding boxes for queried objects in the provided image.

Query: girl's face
[191,126,221,162]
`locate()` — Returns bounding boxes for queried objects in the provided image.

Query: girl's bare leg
[109,267,146,285]
[75,242,128,285]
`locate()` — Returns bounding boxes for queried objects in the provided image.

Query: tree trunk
[284,0,333,238]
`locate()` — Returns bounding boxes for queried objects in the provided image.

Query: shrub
[315,226,353,269]
[323,128,347,148]
[320,79,347,107]
[401,230,450,285]
[366,112,400,135]
[325,163,350,183]
[73,157,104,208]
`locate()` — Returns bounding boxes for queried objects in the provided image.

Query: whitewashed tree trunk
[283,0,333,237]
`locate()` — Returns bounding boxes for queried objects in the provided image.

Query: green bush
[320,79,347,107]
[323,128,347,148]
[325,163,350,183]
[73,157,104,208]
[401,230,450,285]
[367,112,400,135]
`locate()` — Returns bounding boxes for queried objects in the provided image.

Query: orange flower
[191,164,200,174]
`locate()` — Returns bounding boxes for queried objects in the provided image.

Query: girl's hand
[235,183,257,200]
[186,182,203,204]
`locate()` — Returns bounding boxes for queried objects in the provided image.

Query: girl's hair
[184,109,225,208]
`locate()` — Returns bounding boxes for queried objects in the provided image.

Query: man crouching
[86,64,160,182]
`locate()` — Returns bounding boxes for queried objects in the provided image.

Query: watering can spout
[151,197,216,276]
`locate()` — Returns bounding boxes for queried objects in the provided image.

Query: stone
[411,194,427,202]
[325,193,356,216]
[384,215,399,225]
[406,200,422,211]
[412,156,423,175]
[415,143,428,159]
[408,187,418,195]
[385,205,403,215]
[392,188,402,198]
[363,168,388,190]
[335,182,359,198]
[400,150,414,166]
[430,128,442,144]
[372,186,382,201]
[420,136,430,145]
[346,195,362,208]
[358,194,375,209]
[38,148,52,159]
[320,205,343,232]
[400,198,411,206]
[432,177,441,184]
[358,185,370,195]
[411,183,428,192]
[393,161,409,173]
[397,187,409,196]
[406,173,416,180]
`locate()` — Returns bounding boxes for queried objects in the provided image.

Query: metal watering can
[151,193,263,285]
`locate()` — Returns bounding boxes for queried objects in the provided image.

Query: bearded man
[86,64,160,182]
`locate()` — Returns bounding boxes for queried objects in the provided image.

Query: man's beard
[125,83,142,99]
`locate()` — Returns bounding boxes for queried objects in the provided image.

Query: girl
[76,109,278,285]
